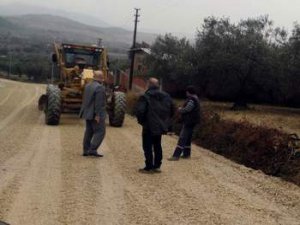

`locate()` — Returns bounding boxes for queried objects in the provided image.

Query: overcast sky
[1,0,300,36]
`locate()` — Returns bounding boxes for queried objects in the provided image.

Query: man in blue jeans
[135,78,175,173]
[168,86,200,161]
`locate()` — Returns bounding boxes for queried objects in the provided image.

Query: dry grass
[202,101,300,136]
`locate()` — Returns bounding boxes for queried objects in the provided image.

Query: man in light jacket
[79,70,106,157]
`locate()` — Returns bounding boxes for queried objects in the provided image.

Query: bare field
[202,101,300,136]
[0,79,300,225]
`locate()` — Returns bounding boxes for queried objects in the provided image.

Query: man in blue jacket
[79,70,106,157]
[135,78,175,173]
[168,85,200,161]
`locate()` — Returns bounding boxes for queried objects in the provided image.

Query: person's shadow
[0,221,10,225]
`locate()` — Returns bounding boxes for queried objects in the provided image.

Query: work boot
[172,147,183,158]
[82,150,89,156]
[89,152,103,157]
[138,168,154,174]
[182,148,191,159]
[152,167,162,173]
[168,156,179,161]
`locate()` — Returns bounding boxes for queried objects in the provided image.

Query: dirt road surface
[0,78,300,225]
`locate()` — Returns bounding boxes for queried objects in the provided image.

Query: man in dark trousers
[79,70,106,157]
[168,85,200,161]
[135,78,175,173]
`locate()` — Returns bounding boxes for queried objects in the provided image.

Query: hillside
[0,14,157,80]
[0,2,111,28]
[0,14,157,51]
[0,17,15,29]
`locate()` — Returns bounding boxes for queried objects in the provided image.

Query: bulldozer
[38,42,126,127]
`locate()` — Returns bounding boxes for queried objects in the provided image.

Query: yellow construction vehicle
[38,42,126,126]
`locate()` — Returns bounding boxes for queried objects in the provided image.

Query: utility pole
[97,38,102,47]
[8,53,12,77]
[129,8,140,90]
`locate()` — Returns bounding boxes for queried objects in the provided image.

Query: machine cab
[61,44,103,69]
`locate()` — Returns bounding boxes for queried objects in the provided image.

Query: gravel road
[0,79,300,225]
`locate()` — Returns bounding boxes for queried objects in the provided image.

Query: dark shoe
[138,168,154,174]
[183,148,191,158]
[89,152,103,157]
[152,168,162,173]
[168,156,179,161]
[82,153,89,156]
[181,155,191,159]
[172,148,183,158]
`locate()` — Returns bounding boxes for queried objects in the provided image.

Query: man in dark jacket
[79,70,106,157]
[135,78,175,173]
[168,85,200,161]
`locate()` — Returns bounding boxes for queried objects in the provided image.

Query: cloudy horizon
[1,0,300,37]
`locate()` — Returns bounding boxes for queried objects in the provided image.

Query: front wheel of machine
[109,91,126,127]
[45,85,61,125]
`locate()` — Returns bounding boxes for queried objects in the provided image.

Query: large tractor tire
[45,84,61,125]
[109,91,126,127]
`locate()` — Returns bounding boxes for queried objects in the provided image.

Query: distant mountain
[0,2,194,41]
[0,17,15,29]
[0,2,111,28]
[0,14,157,53]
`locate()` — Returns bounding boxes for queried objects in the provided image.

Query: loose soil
[0,79,300,225]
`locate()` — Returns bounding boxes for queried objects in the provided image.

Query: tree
[145,34,195,95]
[283,24,300,106]
[195,16,274,109]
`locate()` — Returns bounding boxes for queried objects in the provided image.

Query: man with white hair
[79,70,106,157]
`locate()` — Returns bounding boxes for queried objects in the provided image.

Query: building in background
[129,42,151,77]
